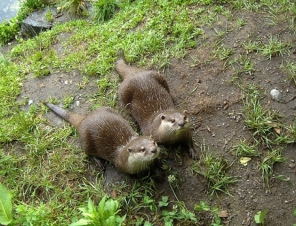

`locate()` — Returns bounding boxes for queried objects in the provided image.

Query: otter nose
[179,121,185,127]
[151,147,157,153]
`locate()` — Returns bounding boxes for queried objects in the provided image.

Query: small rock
[289,163,296,169]
[28,100,33,105]
[76,101,80,107]
[270,89,282,101]
[218,210,229,218]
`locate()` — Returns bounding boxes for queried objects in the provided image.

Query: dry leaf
[240,157,251,166]
[218,210,229,218]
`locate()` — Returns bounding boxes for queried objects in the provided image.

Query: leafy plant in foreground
[70,195,126,226]
[0,182,12,225]
[254,210,268,225]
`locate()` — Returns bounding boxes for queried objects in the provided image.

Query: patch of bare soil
[11,8,296,226]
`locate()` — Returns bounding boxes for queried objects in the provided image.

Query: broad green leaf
[254,210,268,224]
[69,218,92,226]
[0,182,12,225]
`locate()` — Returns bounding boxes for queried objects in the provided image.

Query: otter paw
[189,148,199,160]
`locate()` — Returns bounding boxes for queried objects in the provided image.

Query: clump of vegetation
[70,195,126,226]
[59,0,88,16]
[91,0,119,22]
[192,143,238,196]
[195,201,222,226]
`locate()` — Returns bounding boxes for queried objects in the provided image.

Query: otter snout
[178,121,185,127]
[151,147,158,154]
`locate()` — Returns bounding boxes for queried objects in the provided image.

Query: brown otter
[115,49,198,160]
[44,103,160,174]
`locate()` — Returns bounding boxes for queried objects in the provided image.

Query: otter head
[125,136,160,174]
[152,110,190,144]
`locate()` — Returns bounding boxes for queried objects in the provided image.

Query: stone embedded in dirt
[218,210,229,218]
[20,6,75,38]
[21,8,52,37]
[270,89,282,101]
[288,163,296,169]
[28,99,33,105]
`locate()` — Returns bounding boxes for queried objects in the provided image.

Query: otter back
[45,104,160,174]
[115,49,199,160]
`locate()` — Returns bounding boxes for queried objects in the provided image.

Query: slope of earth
[1,2,296,226]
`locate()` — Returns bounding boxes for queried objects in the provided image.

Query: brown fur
[115,49,198,159]
[45,103,160,174]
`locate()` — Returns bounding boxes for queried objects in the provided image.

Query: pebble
[28,99,33,105]
[288,163,296,169]
[270,89,282,101]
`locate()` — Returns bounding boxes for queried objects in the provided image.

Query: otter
[44,103,160,174]
[115,49,198,160]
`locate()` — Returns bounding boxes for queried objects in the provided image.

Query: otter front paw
[189,147,199,160]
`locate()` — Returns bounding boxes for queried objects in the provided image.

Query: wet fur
[45,103,160,174]
[115,49,198,159]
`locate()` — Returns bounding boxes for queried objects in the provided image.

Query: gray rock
[270,88,282,101]
[21,7,53,37]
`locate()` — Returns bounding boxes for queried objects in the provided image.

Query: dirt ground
[4,7,296,226]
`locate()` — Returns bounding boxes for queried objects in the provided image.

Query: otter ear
[128,148,132,153]
[161,114,166,120]
[183,110,188,115]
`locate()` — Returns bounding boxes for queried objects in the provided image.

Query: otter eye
[171,118,175,123]
[140,146,145,152]
[128,148,132,153]
[161,115,166,120]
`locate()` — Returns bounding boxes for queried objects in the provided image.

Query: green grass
[191,143,238,196]
[1,0,296,224]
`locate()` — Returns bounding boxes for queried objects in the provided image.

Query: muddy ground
[4,7,296,226]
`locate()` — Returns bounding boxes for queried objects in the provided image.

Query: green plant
[0,182,12,225]
[59,0,88,16]
[14,202,52,226]
[192,143,238,196]
[280,61,296,85]
[45,9,54,22]
[260,36,289,59]
[92,0,119,22]
[0,18,20,45]
[70,195,126,226]
[254,210,268,225]
[161,202,197,226]
[260,148,286,189]
[231,139,260,157]
[195,201,222,226]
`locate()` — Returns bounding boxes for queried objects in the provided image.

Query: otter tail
[44,102,85,129]
[115,48,143,79]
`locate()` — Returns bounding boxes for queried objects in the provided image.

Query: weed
[192,143,238,196]
[260,148,286,189]
[280,61,296,85]
[254,210,268,226]
[59,0,88,16]
[45,9,54,22]
[260,36,290,59]
[70,195,126,226]
[91,0,119,23]
[242,84,294,147]
[231,139,260,157]
[63,95,75,108]
[161,202,197,226]
[195,201,222,226]
[212,43,233,61]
